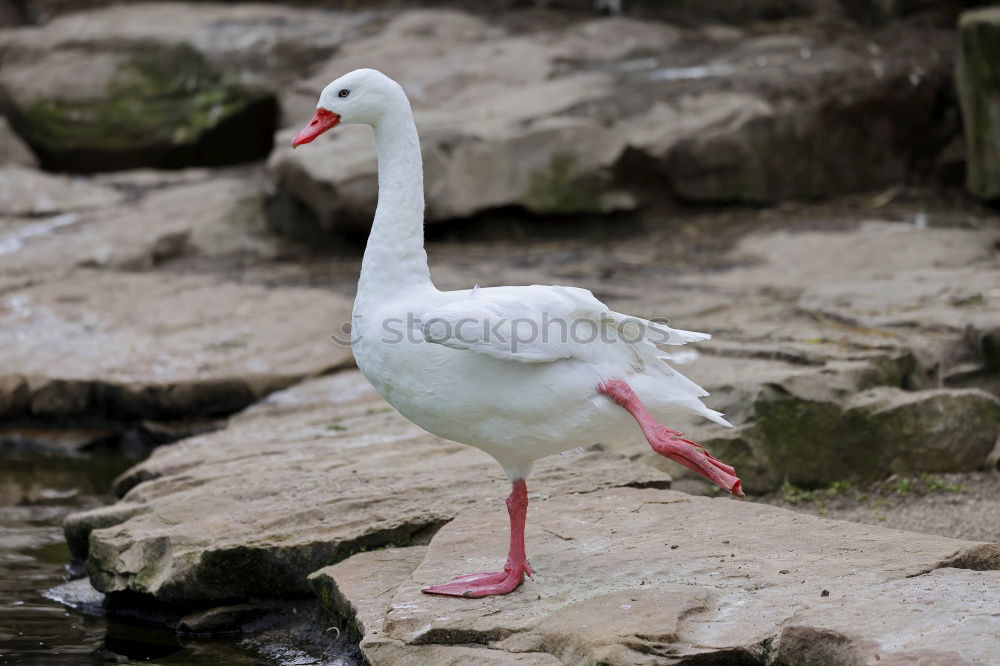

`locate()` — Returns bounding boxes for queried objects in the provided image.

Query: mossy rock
[16,44,277,172]
[846,387,1000,475]
[958,7,1000,200]
[744,384,1000,489]
[525,152,606,215]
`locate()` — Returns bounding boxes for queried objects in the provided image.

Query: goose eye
[338,89,350,98]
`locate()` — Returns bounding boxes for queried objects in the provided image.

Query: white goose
[293,69,743,598]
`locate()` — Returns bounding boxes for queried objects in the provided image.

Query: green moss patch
[525,152,606,214]
[21,44,276,171]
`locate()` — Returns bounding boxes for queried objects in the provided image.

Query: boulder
[0,43,277,172]
[0,116,35,167]
[0,2,372,171]
[0,271,354,422]
[270,10,957,233]
[326,486,999,664]
[844,387,1000,472]
[746,384,999,486]
[958,7,1000,200]
[70,372,670,606]
[638,28,955,203]
[634,351,999,490]
[269,11,653,230]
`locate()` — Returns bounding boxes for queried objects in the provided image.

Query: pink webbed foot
[422,479,533,599]
[422,561,532,598]
[598,379,744,497]
[649,424,744,497]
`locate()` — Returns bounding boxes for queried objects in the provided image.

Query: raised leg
[598,379,744,497]
[421,479,533,598]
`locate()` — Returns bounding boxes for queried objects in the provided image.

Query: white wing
[419,285,711,396]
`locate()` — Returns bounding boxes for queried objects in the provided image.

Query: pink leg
[598,379,744,497]
[422,479,533,598]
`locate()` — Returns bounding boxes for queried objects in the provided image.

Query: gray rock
[309,546,428,637]
[609,219,1000,490]
[269,11,645,231]
[646,30,954,203]
[0,271,354,422]
[0,166,122,216]
[346,487,999,664]
[649,360,999,490]
[772,569,1000,665]
[800,267,1000,330]
[844,387,1000,474]
[0,2,372,171]
[958,6,1000,200]
[0,175,275,285]
[72,372,669,606]
[0,43,276,172]
[271,10,956,233]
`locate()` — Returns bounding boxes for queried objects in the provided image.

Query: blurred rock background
[1,1,999,665]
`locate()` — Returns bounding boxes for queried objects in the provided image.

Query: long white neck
[356,105,433,306]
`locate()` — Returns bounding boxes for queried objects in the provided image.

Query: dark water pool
[0,446,353,665]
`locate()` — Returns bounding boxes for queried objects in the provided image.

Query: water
[0,446,123,664]
[0,445,355,665]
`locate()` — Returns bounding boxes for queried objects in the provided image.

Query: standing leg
[422,479,533,598]
[598,379,744,497]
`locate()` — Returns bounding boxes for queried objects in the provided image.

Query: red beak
[292,108,340,147]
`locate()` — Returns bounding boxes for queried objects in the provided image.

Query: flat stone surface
[74,372,670,605]
[800,267,1000,330]
[0,175,276,286]
[0,166,123,216]
[712,220,1000,292]
[309,546,428,636]
[772,567,1000,665]
[374,487,998,664]
[0,271,354,420]
[310,544,561,665]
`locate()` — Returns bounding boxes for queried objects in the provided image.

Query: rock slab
[69,372,670,606]
[330,487,1000,665]
[0,271,354,421]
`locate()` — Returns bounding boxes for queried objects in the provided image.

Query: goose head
[292,68,408,147]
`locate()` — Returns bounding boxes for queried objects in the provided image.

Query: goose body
[353,282,729,480]
[294,69,742,597]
